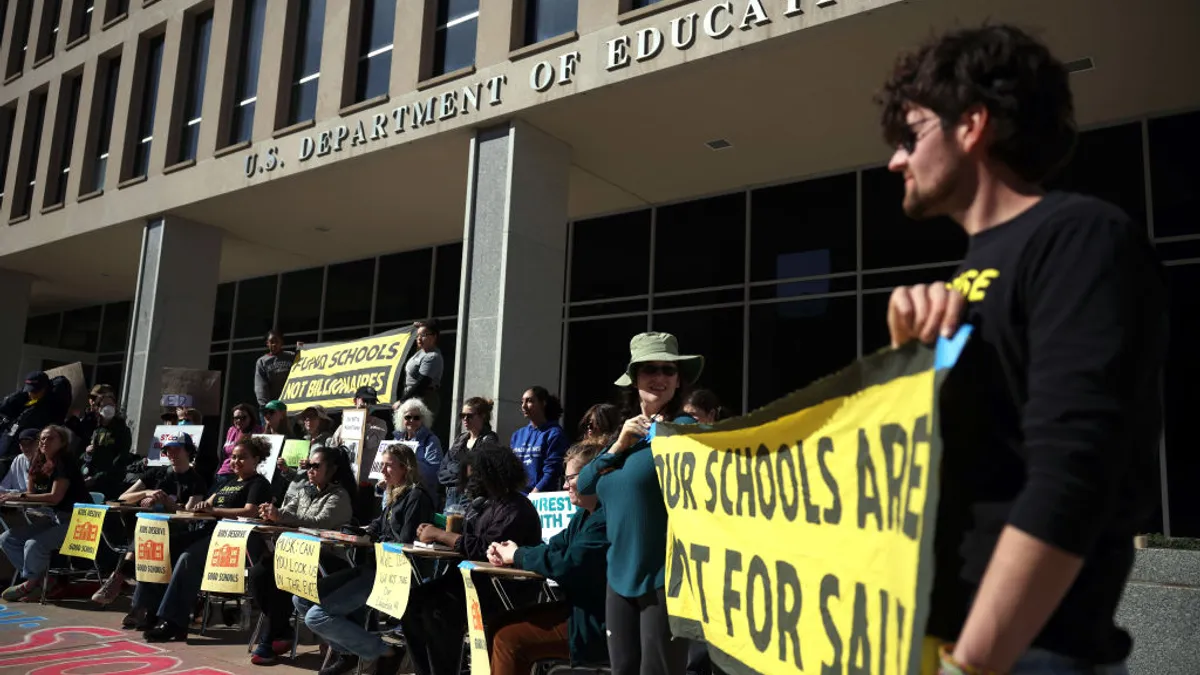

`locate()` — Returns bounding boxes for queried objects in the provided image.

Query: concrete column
[196,0,233,159]
[252,0,288,138]
[122,216,221,455]
[314,0,352,119]
[475,0,516,69]
[0,269,32,391]
[453,120,571,440]
[391,0,428,93]
[103,34,138,190]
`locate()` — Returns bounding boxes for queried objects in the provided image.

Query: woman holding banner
[576,332,703,675]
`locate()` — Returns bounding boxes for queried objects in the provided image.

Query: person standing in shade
[576,332,703,675]
[400,320,444,417]
[877,25,1166,674]
[510,387,568,494]
[255,329,296,409]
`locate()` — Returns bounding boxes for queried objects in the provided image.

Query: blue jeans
[134,533,212,627]
[1013,649,1128,675]
[0,517,68,579]
[294,566,381,660]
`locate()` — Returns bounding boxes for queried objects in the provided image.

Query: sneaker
[318,653,360,675]
[270,639,293,655]
[250,642,276,665]
[91,571,126,605]
[143,620,188,643]
[121,607,145,630]
[1,577,42,602]
[134,612,159,632]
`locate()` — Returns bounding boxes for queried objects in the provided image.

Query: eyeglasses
[639,364,678,377]
[898,117,940,155]
[564,472,580,485]
[306,462,322,470]
[460,412,476,420]
[404,415,421,422]
[232,415,249,421]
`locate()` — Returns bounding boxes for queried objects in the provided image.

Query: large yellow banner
[280,328,415,410]
[367,543,415,618]
[60,503,108,560]
[274,533,322,604]
[654,339,956,675]
[134,513,173,583]
[200,520,256,594]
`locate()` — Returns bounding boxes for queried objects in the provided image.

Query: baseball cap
[22,372,49,393]
[354,386,378,402]
[17,428,39,442]
[301,405,331,421]
[264,400,287,413]
[162,433,196,456]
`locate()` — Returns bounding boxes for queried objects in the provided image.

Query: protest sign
[274,533,322,604]
[366,543,415,618]
[341,409,367,476]
[460,565,490,675]
[653,334,964,675]
[160,368,223,416]
[252,434,285,482]
[201,520,256,594]
[45,363,87,413]
[147,425,204,466]
[134,513,173,582]
[60,504,108,560]
[282,439,310,467]
[529,491,579,542]
[279,328,414,411]
[370,440,416,481]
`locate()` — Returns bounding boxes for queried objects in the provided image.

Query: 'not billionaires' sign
[653,334,963,675]
[280,328,415,411]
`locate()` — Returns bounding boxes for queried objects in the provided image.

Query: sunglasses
[306,462,322,470]
[639,364,678,377]
[404,415,421,422]
[232,415,249,421]
[898,117,939,155]
[460,412,477,420]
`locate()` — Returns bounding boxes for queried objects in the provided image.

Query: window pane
[655,192,745,293]
[17,92,47,217]
[178,11,212,163]
[376,249,432,323]
[571,210,650,302]
[751,173,856,282]
[93,363,123,391]
[1149,110,1200,238]
[861,166,966,270]
[289,78,319,124]
[92,55,120,192]
[1047,122,1146,225]
[230,101,255,145]
[355,51,391,101]
[360,0,396,52]
[99,301,130,352]
[653,306,743,417]
[229,0,266,144]
[629,0,664,8]
[433,243,463,317]
[278,267,323,335]
[564,315,647,430]
[525,0,577,45]
[749,295,858,411]
[433,18,477,75]
[60,305,102,352]
[226,351,261,413]
[861,291,891,357]
[432,331,456,443]
[437,0,479,25]
[324,258,375,329]
[0,108,14,209]
[132,36,164,178]
[53,75,82,205]
[233,274,278,339]
[1164,264,1200,536]
[296,0,325,77]
[211,283,234,342]
[25,314,61,348]
[321,327,372,342]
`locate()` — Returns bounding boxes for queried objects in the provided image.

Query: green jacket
[514,504,609,665]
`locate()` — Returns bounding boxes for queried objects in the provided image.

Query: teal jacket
[514,505,609,665]
[576,415,695,598]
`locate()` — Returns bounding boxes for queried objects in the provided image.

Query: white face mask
[100,405,116,420]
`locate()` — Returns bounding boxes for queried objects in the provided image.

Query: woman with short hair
[392,398,443,505]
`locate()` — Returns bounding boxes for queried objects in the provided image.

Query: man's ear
[958,104,991,155]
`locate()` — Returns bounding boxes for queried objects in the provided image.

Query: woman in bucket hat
[576,332,704,675]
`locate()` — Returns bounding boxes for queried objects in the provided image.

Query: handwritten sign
[366,542,414,618]
[148,425,204,466]
[371,440,416,481]
[200,520,255,594]
[274,533,322,604]
[282,439,310,467]
[252,434,285,482]
[60,503,108,560]
[134,513,173,582]
[529,491,579,543]
[460,564,491,675]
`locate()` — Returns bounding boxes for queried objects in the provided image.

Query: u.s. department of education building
[0,0,1197,539]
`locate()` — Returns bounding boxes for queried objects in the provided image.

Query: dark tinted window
[60,305,102,352]
[860,291,892,357]
[51,74,83,205]
[751,173,856,281]
[571,210,650,302]
[278,268,323,335]
[178,11,213,163]
[655,192,745,292]
[91,54,120,192]
[355,0,394,101]
[211,283,235,342]
[433,243,463,317]
[1148,110,1200,238]
[653,306,744,417]
[226,351,260,412]
[229,0,266,145]
[99,301,130,353]
[376,249,432,323]
[324,258,375,328]
[288,0,324,124]
[1164,264,1200,536]
[132,35,165,178]
[94,362,123,392]
[525,0,577,45]
[233,275,278,339]
[748,295,858,411]
[15,90,47,217]
[1047,122,1146,225]
[25,314,60,348]
[564,315,647,425]
[861,166,965,270]
[432,0,477,75]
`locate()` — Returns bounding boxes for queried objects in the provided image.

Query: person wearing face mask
[82,393,133,500]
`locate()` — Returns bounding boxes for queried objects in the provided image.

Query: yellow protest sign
[60,503,108,560]
[200,520,255,594]
[134,514,173,583]
[366,543,415,618]
[654,336,961,675]
[274,533,322,604]
[280,328,414,411]
[460,565,490,675]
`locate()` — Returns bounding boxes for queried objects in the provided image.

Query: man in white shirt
[0,429,39,492]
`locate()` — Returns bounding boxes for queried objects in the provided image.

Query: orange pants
[490,602,572,675]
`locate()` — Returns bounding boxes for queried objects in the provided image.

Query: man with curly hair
[878,24,1167,675]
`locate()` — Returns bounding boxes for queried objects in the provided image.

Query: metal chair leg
[249,611,264,652]
[200,594,211,636]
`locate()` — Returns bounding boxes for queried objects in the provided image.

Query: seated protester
[0,372,69,473]
[135,436,273,642]
[401,443,543,675]
[392,398,444,507]
[294,443,435,675]
[262,400,294,438]
[330,386,389,462]
[247,446,355,665]
[486,442,610,674]
[0,425,91,600]
[300,406,334,451]
[82,391,134,500]
[0,429,40,492]
[93,433,208,610]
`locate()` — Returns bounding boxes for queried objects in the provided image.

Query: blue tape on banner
[73,503,109,510]
[935,324,973,371]
[381,542,404,555]
[281,533,320,543]
[459,561,478,570]
[646,422,657,442]
[137,513,172,521]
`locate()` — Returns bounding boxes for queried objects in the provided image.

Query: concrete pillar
[122,217,221,455]
[452,120,571,440]
[0,269,32,391]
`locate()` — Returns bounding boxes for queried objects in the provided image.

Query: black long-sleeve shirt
[931,191,1168,664]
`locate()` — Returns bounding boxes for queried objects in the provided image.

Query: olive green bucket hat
[614,332,704,387]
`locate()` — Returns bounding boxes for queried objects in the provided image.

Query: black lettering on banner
[720,451,735,516]
[818,436,842,525]
[878,588,889,675]
[667,538,693,601]
[679,452,697,510]
[723,548,743,637]
[903,416,928,540]
[857,429,884,531]
[746,556,772,653]
[776,446,799,522]
[704,450,718,513]
[735,448,755,517]
[820,574,843,675]
[795,441,821,524]
[754,445,776,519]
[776,560,802,668]
[880,423,908,531]
[895,598,907,675]
[848,582,872,675]
[691,543,710,623]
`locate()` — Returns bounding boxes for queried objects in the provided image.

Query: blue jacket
[394,426,443,500]
[510,421,568,492]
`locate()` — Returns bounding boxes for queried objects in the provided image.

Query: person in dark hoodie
[510,386,568,494]
[0,372,69,470]
[486,441,610,674]
[441,396,499,509]
[293,442,435,675]
[82,389,133,499]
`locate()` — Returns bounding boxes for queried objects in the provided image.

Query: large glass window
[49,73,82,206]
[433,243,464,317]
[655,193,745,293]
[1047,122,1146,225]
[524,0,577,45]
[0,105,15,211]
[60,305,102,352]
[34,0,61,61]
[861,166,966,270]
[324,259,375,329]
[354,0,394,102]
[749,295,858,411]
[1149,110,1200,239]
[177,11,213,163]
[130,34,165,179]
[5,0,32,79]
[98,301,130,353]
[751,173,857,282]
[24,314,60,347]
[277,267,324,336]
[88,54,120,192]
[13,89,47,218]
[563,315,647,433]
[233,275,278,339]
[287,0,324,125]
[376,249,432,323]
[229,0,266,145]
[432,0,478,76]
[211,283,235,343]
[570,210,650,302]
[67,0,94,43]
[654,306,744,415]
